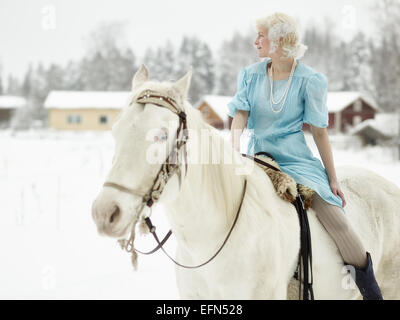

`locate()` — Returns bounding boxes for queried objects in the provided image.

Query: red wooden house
[195,95,232,130]
[303,91,380,133]
[198,91,380,134]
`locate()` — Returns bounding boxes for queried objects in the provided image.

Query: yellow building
[44,91,131,130]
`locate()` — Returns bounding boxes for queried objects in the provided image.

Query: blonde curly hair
[255,12,308,59]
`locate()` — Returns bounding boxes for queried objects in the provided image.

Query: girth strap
[242,153,314,300]
[293,191,314,300]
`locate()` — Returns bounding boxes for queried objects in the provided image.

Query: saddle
[252,152,315,210]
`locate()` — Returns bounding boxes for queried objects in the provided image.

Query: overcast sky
[0,0,377,81]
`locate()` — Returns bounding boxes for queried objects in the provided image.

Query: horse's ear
[132,64,149,90]
[173,66,193,99]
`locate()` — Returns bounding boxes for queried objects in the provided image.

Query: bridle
[103,88,247,269]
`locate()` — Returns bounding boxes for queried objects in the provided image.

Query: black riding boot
[345,252,383,300]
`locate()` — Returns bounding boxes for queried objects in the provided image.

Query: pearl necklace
[268,59,297,113]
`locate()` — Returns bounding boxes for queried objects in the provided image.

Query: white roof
[44,91,131,109]
[196,91,380,123]
[0,96,26,109]
[327,91,379,113]
[195,95,232,123]
[350,113,399,137]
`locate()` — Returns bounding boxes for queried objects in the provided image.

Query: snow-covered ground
[0,128,399,299]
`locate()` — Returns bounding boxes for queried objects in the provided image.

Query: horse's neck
[161,114,299,280]
[165,123,246,253]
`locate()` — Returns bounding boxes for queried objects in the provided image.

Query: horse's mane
[181,97,279,225]
[118,80,278,224]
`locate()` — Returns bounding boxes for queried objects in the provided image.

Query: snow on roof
[327,91,379,113]
[195,91,380,123]
[0,96,26,109]
[350,113,399,137]
[195,95,232,123]
[44,91,132,109]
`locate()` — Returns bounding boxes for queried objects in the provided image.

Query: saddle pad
[254,154,315,210]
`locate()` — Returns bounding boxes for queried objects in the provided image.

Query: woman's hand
[330,180,346,208]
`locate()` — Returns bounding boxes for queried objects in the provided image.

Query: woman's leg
[311,192,367,268]
[311,192,383,299]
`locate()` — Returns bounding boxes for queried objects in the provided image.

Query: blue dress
[227,58,345,214]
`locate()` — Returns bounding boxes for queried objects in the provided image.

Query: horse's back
[299,165,400,299]
[338,165,400,248]
[338,165,400,299]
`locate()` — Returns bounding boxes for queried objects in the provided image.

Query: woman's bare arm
[230,110,249,152]
[311,126,337,182]
[311,125,346,207]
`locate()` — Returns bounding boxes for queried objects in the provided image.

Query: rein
[103,88,247,269]
[142,180,246,269]
[243,152,314,300]
[103,88,313,298]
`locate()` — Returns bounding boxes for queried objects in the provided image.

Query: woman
[228,12,383,300]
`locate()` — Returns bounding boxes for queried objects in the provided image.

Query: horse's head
[92,64,193,238]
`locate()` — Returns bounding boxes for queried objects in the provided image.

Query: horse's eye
[154,127,168,143]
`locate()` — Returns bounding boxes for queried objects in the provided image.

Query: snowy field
[0,128,399,299]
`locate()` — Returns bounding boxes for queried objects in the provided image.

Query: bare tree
[80,20,137,91]
[370,0,400,112]
[175,35,216,105]
[369,0,400,158]
[82,20,130,58]
[215,27,259,96]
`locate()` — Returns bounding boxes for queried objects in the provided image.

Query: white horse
[92,65,400,299]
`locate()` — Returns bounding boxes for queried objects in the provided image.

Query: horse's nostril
[109,206,120,224]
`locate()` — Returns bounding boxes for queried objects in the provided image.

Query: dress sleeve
[303,72,329,128]
[227,68,251,118]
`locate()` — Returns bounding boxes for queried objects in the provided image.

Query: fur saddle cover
[254,154,315,210]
